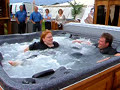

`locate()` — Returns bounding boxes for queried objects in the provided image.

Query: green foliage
[42,21,45,31]
[4,23,8,35]
[68,0,84,19]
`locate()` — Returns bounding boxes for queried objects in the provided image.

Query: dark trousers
[58,23,63,30]
[45,21,51,30]
[33,22,41,32]
[18,22,26,34]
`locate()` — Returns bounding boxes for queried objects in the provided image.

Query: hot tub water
[0,35,107,78]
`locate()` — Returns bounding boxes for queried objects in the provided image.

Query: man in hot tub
[73,33,118,55]
[73,33,120,63]
[8,30,59,66]
[94,33,120,63]
[73,33,120,62]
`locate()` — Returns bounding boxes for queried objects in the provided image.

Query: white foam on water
[0,36,104,78]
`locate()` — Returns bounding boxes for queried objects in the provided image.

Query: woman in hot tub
[8,30,59,66]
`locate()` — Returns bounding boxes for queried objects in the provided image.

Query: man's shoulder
[108,46,117,51]
[16,11,20,14]
[108,46,117,55]
[31,12,35,15]
[23,10,27,13]
[103,46,117,55]
[38,12,42,15]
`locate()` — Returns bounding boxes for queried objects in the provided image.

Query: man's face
[98,37,109,49]
[43,33,53,45]
[34,7,38,12]
[20,5,23,11]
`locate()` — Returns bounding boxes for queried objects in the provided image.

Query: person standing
[55,9,66,30]
[30,6,43,32]
[44,9,52,30]
[15,5,27,34]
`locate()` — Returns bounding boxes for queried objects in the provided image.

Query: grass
[42,21,45,31]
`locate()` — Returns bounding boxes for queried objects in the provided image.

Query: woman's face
[43,33,53,45]
[45,10,49,14]
[59,10,63,15]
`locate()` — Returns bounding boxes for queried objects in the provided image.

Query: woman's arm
[55,15,59,23]
[8,60,23,66]
[72,40,83,43]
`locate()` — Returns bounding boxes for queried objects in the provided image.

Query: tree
[68,0,84,19]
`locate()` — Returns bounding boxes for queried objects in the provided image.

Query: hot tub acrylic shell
[0,23,120,90]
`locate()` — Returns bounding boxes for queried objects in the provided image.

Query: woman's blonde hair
[40,30,52,43]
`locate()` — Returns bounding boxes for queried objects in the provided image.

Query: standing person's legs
[18,23,22,34]
[60,24,63,30]
[58,23,63,30]
[45,22,48,29]
[33,24,36,32]
[45,22,51,30]
[37,23,41,31]
[48,22,51,30]
[22,22,26,33]
[21,22,26,33]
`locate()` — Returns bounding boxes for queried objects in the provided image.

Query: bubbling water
[0,35,106,78]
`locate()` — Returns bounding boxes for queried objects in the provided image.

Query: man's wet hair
[101,33,113,47]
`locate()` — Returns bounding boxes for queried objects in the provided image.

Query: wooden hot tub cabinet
[63,64,120,90]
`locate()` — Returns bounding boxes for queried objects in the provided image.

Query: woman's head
[45,9,49,14]
[58,9,63,15]
[40,30,53,45]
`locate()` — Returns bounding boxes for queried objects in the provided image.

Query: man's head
[20,5,23,11]
[98,33,113,49]
[34,6,38,12]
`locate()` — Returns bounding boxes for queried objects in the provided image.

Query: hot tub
[0,23,120,90]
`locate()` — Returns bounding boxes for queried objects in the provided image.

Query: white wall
[42,6,86,19]
[10,2,33,16]
[10,3,89,20]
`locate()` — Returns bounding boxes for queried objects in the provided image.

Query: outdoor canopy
[10,0,72,5]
